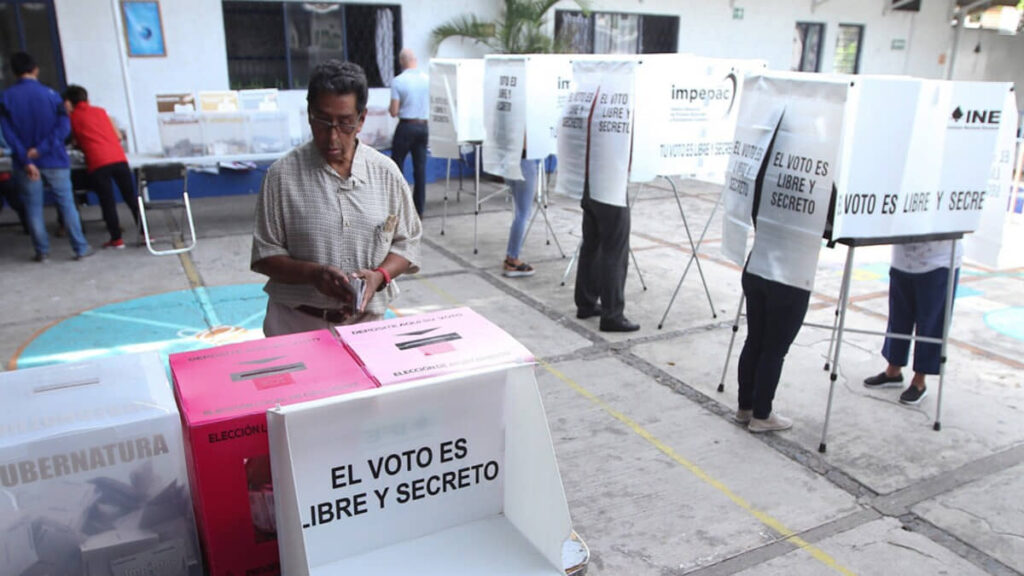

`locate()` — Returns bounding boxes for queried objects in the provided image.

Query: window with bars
[222,2,401,90]
[554,10,679,54]
[0,0,65,91]
[792,22,825,72]
[833,24,864,74]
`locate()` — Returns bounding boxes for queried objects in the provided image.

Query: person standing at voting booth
[864,241,961,405]
[252,60,422,336]
[0,51,92,262]
[502,154,538,278]
[389,48,429,216]
[65,84,140,250]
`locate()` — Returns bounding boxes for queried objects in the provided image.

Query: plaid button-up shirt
[252,140,422,316]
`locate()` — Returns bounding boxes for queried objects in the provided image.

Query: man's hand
[310,264,357,307]
[26,147,39,160]
[353,268,386,312]
[25,164,41,181]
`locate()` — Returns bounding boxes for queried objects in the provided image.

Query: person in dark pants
[389,48,429,215]
[863,241,961,405]
[0,130,30,233]
[736,267,810,432]
[65,84,138,249]
[574,181,639,333]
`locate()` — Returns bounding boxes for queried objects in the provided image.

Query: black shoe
[899,385,928,405]
[864,371,903,388]
[33,252,50,263]
[599,317,640,332]
[576,306,602,319]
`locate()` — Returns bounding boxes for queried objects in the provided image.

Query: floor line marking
[538,359,858,576]
[81,310,197,331]
[407,271,857,575]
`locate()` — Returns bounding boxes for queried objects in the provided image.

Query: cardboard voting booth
[169,331,377,576]
[429,59,486,159]
[482,54,574,177]
[555,58,636,207]
[0,351,202,576]
[335,307,534,387]
[722,73,1013,288]
[269,308,572,575]
[631,55,764,184]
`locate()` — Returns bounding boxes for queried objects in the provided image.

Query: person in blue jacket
[0,51,92,262]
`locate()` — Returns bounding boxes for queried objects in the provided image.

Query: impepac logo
[670,73,739,118]
[949,105,1001,130]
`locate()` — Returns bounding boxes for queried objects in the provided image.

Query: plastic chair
[136,163,197,256]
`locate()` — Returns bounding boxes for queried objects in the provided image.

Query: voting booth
[720,71,1015,448]
[480,54,573,255]
[0,352,202,576]
[267,308,575,575]
[169,331,377,576]
[429,58,485,160]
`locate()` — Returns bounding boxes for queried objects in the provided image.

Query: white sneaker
[748,412,793,433]
[734,409,753,423]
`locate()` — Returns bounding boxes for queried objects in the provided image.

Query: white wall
[51,0,1022,155]
[56,0,229,155]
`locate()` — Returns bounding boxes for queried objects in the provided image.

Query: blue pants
[506,158,537,259]
[882,267,959,375]
[14,167,89,257]
[391,121,428,215]
[737,270,811,419]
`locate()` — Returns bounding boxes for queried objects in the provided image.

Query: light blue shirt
[391,68,429,120]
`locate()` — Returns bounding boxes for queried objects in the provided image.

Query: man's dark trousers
[391,120,428,215]
[574,191,630,323]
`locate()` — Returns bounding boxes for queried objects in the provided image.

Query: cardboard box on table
[168,330,376,576]
[269,309,572,575]
[0,351,202,576]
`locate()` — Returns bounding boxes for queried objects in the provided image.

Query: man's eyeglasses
[308,113,360,134]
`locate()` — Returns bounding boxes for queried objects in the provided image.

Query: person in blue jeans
[0,129,29,234]
[0,51,91,262]
[503,157,537,277]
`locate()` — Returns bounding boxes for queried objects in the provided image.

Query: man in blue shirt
[389,48,429,216]
[0,52,91,262]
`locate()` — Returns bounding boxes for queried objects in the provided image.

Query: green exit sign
[891,38,906,50]
[733,7,744,20]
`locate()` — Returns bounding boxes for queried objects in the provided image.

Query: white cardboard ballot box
[267,362,573,576]
[0,351,202,576]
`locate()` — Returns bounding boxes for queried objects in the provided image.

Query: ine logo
[950,106,1000,128]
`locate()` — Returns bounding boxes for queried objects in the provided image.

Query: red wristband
[375,267,391,291]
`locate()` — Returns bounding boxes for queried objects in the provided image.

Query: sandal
[503,257,535,278]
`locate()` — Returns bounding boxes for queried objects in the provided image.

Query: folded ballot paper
[334,306,535,386]
[269,308,571,575]
[169,330,376,576]
[0,351,202,576]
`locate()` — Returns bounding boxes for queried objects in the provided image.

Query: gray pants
[262,300,381,337]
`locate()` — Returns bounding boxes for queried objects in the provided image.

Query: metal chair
[136,163,197,256]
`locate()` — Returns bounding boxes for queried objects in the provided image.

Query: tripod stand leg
[561,238,582,286]
[718,293,746,392]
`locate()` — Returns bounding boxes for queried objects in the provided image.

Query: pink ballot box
[168,330,376,576]
[335,307,535,386]
[0,351,202,576]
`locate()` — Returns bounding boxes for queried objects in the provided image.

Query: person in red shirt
[64,84,138,249]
